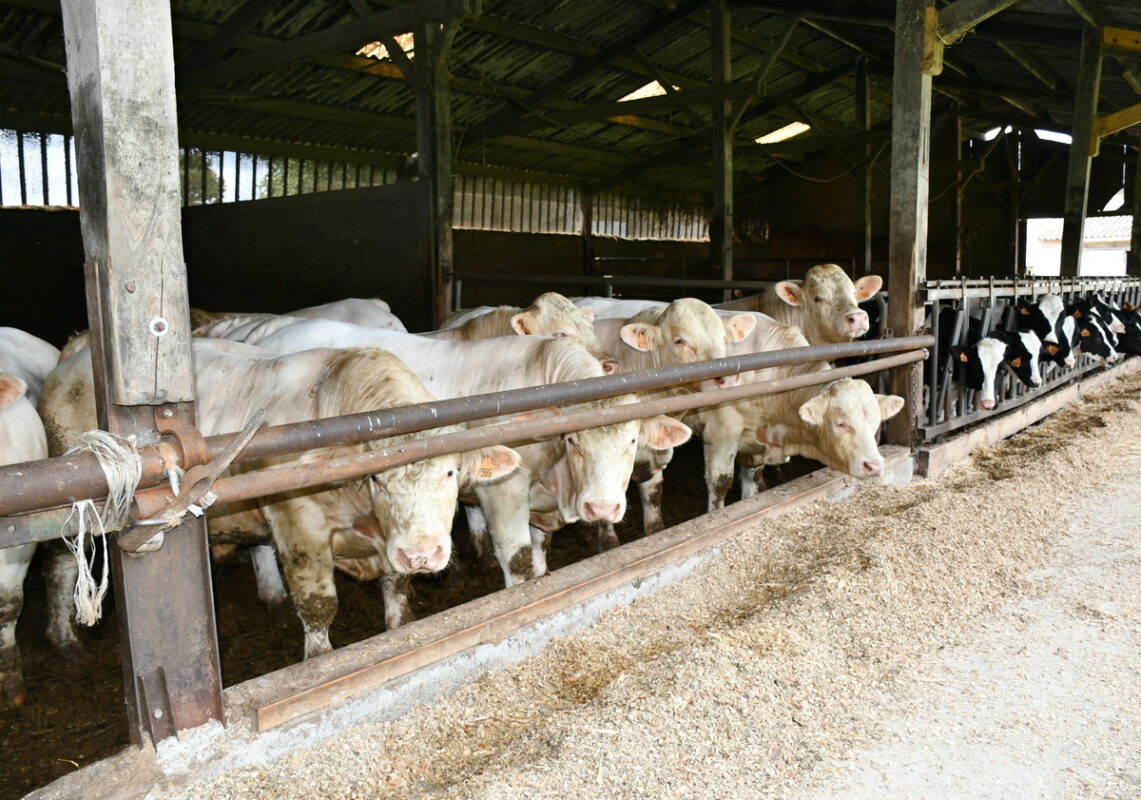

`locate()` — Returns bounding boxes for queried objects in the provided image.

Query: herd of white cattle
[0,262,1134,707]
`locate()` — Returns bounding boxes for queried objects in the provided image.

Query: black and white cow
[948,323,1042,411]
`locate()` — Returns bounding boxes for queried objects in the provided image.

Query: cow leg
[263,501,338,659]
[474,470,534,587]
[638,470,666,535]
[529,525,551,577]
[0,543,35,707]
[465,504,490,558]
[249,544,288,609]
[40,538,84,658]
[737,452,768,500]
[702,435,740,512]
[380,572,413,629]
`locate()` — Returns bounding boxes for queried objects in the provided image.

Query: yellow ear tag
[478,456,496,479]
[1010,357,1022,368]
[636,330,650,350]
[1073,310,1082,318]
[958,351,969,363]
[1020,306,1030,315]
[1081,328,1090,338]
[1046,344,1058,355]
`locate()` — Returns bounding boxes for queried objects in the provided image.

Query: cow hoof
[56,640,88,663]
[2,676,27,708]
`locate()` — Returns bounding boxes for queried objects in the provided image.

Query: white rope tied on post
[62,429,157,626]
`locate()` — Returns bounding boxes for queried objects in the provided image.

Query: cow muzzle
[394,544,448,573]
[841,309,870,337]
[581,500,625,523]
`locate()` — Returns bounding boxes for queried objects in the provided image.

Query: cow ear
[641,416,692,450]
[510,310,537,336]
[1020,305,1031,316]
[1009,356,1022,368]
[876,394,905,420]
[465,445,521,482]
[950,346,968,363]
[723,313,756,342]
[579,305,595,322]
[774,281,804,307]
[620,322,661,352]
[0,374,27,410]
[798,393,829,426]
[853,274,882,301]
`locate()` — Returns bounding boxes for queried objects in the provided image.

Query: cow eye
[813,295,825,304]
[673,336,686,346]
[446,469,456,478]
[553,331,568,338]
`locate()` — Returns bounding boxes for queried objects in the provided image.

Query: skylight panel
[755,121,811,145]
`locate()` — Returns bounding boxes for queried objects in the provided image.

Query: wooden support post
[710,0,734,300]
[60,0,223,745]
[953,113,965,276]
[1129,143,1141,277]
[1006,130,1022,274]
[855,55,874,275]
[1060,25,1103,278]
[886,0,933,448]
[415,21,456,327]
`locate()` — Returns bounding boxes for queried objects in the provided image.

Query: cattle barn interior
[0,0,1139,796]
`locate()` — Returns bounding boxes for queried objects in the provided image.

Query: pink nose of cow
[845,310,869,331]
[860,460,883,477]
[981,399,996,410]
[395,545,447,573]
[1064,357,1075,368]
[582,501,623,523]
[1031,376,1042,386]
[714,374,741,388]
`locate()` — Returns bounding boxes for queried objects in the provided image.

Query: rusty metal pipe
[0,349,926,548]
[0,336,932,519]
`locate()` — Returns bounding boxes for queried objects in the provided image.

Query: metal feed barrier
[919,276,1141,440]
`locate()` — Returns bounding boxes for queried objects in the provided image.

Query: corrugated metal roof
[0,0,1136,198]
[1038,215,1134,242]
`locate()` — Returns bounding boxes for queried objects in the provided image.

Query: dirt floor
[130,367,1141,800]
[0,437,813,799]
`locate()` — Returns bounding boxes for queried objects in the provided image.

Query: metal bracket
[117,410,266,553]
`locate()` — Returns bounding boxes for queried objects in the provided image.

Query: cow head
[951,330,1040,411]
[511,292,620,374]
[758,378,903,477]
[619,298,756,388]
[1016,294,1064,344]
[773,263,882,343]
[364,444,520,574]
[1074,315,1119,364]
[556,399,691,524]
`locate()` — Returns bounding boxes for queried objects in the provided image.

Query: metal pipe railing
[923,276,1141,301]
[0,347,928,549]
[0,335,933,519]
[451,271,778,292]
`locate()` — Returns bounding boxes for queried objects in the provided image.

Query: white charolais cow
[430,291,617,372]
[0,327,59,707]
[716,263,882,344]
[39,340,519,660]
[687,313,905,512]
[198,317,689,585]
[190,297,407,334]
[589,298,757,537]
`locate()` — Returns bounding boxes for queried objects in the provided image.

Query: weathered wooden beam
[178,0,476,91]
[1130,145,1141,277]
[711,0,734,298]
[886,0,933,449]
[937,0,1025,45]
[184,93,418,133]
[177,0,279,68]
[1060,25,1103,277]
[1091,102,1141,155]
[996,41,1059,90]
[60,0,223,745]
[1105,27,1141,54]
[856,54,873,275]
[1064,0,1107,30]
[414,20,458,327]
